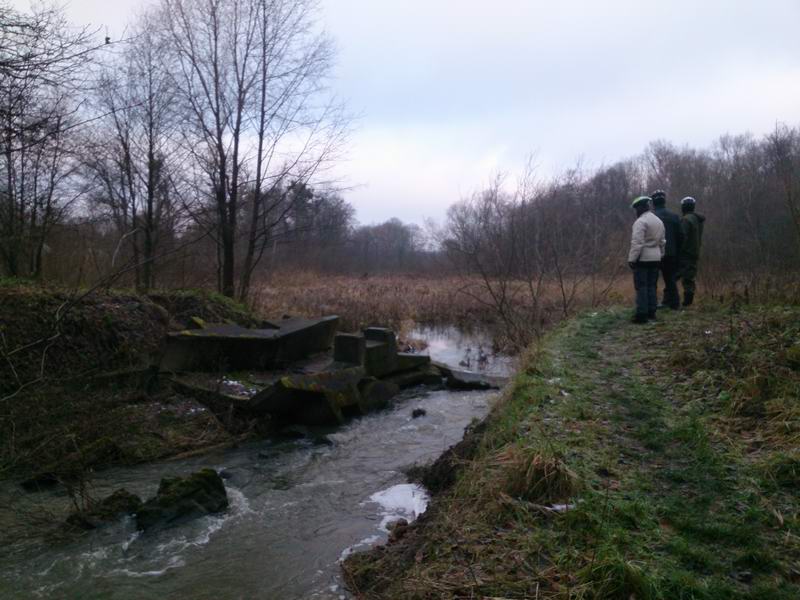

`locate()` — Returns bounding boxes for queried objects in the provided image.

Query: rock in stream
[136,469,228,532]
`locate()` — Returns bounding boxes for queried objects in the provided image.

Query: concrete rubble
[160,316,504,427]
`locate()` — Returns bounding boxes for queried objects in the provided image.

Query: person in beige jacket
[628,196,666,323]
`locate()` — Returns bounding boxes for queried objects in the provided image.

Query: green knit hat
[631,196,651,208]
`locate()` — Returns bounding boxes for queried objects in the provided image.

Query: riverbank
[344,304,800,598]
[0,324,504,599]
[0,284,257,481]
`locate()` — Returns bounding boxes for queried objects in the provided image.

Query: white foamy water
[367,483,429,532]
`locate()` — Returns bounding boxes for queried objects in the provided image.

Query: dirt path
[344,307,800,599]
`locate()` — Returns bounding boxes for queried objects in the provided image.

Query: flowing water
[0,327,512,600]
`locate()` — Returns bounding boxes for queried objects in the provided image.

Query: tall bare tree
[159,0,346,298]
[0,2,100,278]
[766,124,800,255]
[81,13,184,291]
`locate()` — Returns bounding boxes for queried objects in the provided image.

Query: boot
[683,292,694,307]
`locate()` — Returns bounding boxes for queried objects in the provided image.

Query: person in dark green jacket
[676,196,705,307]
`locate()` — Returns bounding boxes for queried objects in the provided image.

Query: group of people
[627,190,706,324]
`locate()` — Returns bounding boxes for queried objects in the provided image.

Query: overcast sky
[12,0,800,224]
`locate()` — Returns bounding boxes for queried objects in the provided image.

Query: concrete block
[334,333,366,365]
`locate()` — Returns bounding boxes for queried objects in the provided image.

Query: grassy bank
[344,304,800,599]
[0,285,258,481]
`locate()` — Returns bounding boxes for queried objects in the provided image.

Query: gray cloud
[15,0,800,224]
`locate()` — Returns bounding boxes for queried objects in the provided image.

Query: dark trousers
[633,262,660,318]
[677,258,699,300]
[658,256,680,309]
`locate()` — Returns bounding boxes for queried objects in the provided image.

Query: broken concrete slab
[162,323,472,429]
[333,329,431,379]
[433,361,508,390]
[334,333,365,365]
[170,376,258,433]
[363,327,396,345]
[160,315,339,372]
[384,365,444,389]
[396,352,431,372]
[358,377,400,412]
[249,367,366,425]
[364,339,398,377]
[362,327,401,377]
[446,370,506,390]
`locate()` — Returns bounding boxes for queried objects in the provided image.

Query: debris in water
[220,378,258,398]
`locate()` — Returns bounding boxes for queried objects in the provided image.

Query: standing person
[628,196,666,323]
[677,196,705,307]
[650,189,683,310]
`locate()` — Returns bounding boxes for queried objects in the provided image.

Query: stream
[0,326,512,600]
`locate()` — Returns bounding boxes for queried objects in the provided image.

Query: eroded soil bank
[344,305,800,599]
[0,286,258,481]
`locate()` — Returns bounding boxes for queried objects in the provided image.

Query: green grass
[344,305,800,599]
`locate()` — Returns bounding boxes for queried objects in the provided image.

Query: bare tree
[766,123,800,255]
[81,13,184,291]
[159,0,347,299]
[443,175,550,349]
[0,2,101,277]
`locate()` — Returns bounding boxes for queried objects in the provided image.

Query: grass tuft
[493,445,578,504]
[762,451,800,489]
[577,550,659,600]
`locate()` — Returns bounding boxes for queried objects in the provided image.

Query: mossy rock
[136,468,228,531]
[66,488,143,530]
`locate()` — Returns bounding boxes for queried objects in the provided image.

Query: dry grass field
[250,272,634,349]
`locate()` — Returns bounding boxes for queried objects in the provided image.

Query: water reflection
[409,324,514,377]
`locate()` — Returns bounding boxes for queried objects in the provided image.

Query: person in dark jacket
[650,189,683,310]
[676,196,705,307]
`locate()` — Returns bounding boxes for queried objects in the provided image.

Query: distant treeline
[1,3,798,299]
[443,129,800,307]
